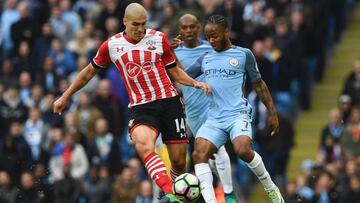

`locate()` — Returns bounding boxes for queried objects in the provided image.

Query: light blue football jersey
[202,46,261,121]
[174,40,212,134]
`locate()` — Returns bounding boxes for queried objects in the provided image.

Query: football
[173,173,201,202]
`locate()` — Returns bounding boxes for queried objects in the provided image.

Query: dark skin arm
[253,79,279,136]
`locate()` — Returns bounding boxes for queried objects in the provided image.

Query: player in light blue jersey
[173,14,237,203]
[191,15,284,203]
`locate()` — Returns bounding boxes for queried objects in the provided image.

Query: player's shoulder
[108,32,124,41]
[146,29,166,37]
[231,45,251,53]
[231,46,255,57]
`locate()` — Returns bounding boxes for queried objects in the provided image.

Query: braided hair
[207,15,228,30]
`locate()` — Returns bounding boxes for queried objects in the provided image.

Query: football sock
[195,163,217,203]
[246,151,275,191]
[144,151,173,194]
[215,146,234,194]
[170,167,184,182]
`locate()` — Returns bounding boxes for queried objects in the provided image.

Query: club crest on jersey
[230,58,239,67]
[146,40,156,50]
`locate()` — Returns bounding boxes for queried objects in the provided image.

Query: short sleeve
[92,40,111,70]
[244,48,262,83]
[161,35,176,68]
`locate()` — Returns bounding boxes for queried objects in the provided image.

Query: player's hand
[53,96,68,115]
[268,113,279,136]
[194,81,211,95]
[170,35,183,50]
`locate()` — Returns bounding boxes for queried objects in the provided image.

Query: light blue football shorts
[196,115,253,149]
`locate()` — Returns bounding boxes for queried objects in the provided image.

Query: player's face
[124,14,147,41]
[178,18,200,43]
[204,24,228,52]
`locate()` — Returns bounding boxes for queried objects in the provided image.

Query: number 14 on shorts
[175,118,186,138]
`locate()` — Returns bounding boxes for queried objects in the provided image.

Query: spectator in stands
[59,0,82,40]
[68,56,99,103]
[93,79,126,135]
[23,107,49,165]
[0,60,17,87]
[1,0,20,57]
[63,112,87,148]
[128,157,147,181]
[252,40,273,91]
[49,132,89,182]
[38,56,61,93]
[73,0,98,22]
[15,171,42,203]
[338,159,358,198]
[0,170,18,203]
[341,174,360,202]
[32,22,55,75]
[82,165,111,203]
[48,37,76,77]
[0,136,25,185]
[318,134,345,164]
[134,180,153,203]
[284,180,297,203]
[41,93,64,128]
[67,30,95,56]
[320,108,344,147]
[213,0,244,45]
[253,7,276,41]
[88,118,122,176]
[12,41,32,76]
[44,128,64,152]
[24,84,44,108]
[112,167,139,203]
[10,1,39,57]
[340,107,360,158]
[53,164,82,203]
[342,58,360,106]
[97,0,126,34]
[74,92,103,140]
[338,94,352,123]
[104,17,121,38]
[49,6,72,44]
[0,84,28,135]
[18,71,32,103]
[310,170,340,203]
[33,163,53,202]
[7,121,32,168]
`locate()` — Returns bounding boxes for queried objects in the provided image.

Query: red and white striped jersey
[92,29,178,107]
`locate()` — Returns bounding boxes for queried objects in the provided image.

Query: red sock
[170,167,184,182]
[144,151,173,194]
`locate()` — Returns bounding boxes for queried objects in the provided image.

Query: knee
[172,158,186,171]
[234,143,253,161]
[192,148,209,164]
[134,142,153,160]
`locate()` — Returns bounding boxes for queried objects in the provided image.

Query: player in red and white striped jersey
[53,3,211,199]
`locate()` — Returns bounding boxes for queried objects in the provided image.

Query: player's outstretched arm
[53,63,99,114]
[168,65,211,95]
[253,79,279,136]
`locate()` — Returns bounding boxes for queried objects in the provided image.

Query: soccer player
[173,14,237,202]
[53,3,210,202]
[190,15,284,203]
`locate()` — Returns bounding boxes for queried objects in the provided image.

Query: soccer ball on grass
[173,173,201,202]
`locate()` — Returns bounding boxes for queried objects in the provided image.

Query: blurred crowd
[0,0,358,202]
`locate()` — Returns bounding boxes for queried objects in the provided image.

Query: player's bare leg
[132,125,173,194]
[166,143,187,181]
[233,135,284,203]
[192,138,218,203]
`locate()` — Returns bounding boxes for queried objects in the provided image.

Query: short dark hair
[207,14,228,29]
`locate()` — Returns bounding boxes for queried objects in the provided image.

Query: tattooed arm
[253,79,279,136]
